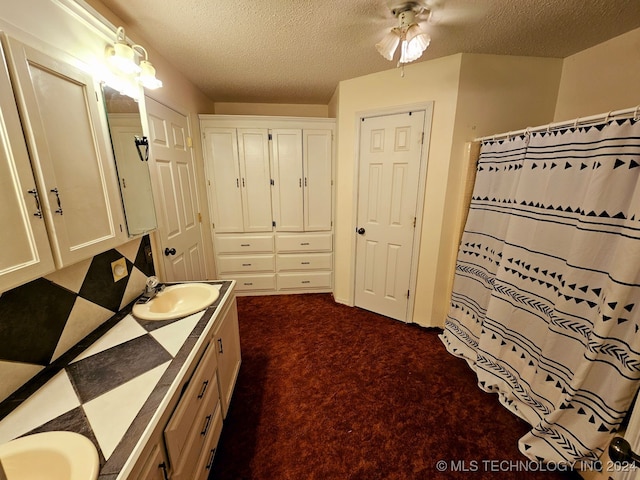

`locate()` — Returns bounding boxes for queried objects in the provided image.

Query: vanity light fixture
[106,27,163,90]
[132,45,163,90]
[107,27,140,75]
[376,2,431,66]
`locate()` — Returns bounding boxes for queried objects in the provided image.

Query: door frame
[349,101,433,323]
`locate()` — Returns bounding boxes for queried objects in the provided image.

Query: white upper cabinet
[203,127,273,233]
[6,37,126,268]
[270,129,304,231]
[0,37,55,292]
[271,128,333,232]
[302,129,332,231]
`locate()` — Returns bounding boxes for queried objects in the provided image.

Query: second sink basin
[132,282,220,321]
[0,431,99,480]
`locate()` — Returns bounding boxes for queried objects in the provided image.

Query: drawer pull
[218,338,224,354]
[243,282,253,286]
[242,263,252,266]
[301,261,310,265]
[201,414,212,436]
[240,243,251,246]
[302,280,311,284]
[159,462,169,480]
[197,380,208,399]
[206,448,216,470]
[300,242,310,246]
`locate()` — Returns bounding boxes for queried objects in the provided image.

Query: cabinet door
[6,38,126,267]
[303,130,333,231]
[204,128,244,233]
[0,39,54,292]
[237,129,273,232]
[214,299,241,417]
[271,129,303,231]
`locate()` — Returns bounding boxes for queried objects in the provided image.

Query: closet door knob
[164,247,176,256]
[357,227,365,235]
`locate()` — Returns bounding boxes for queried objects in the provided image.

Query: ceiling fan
[376,0,432,65]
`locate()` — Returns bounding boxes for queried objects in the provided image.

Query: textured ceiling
[96,0,640,104]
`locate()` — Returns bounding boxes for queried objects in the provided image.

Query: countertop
[0,280,234,479]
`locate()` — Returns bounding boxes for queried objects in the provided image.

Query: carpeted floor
[209,293,583,480]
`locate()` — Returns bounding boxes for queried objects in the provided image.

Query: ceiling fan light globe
[400,26,430,63]
[376,29,401,61]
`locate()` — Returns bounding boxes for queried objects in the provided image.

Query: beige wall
[214,102,329,117]
[333,53,563,327]
[333,54,463,322]
[554,27,640,121]
[432,54,563,327]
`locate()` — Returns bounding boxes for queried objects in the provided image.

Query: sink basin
[0,431,99,480]
[132,282,220,321]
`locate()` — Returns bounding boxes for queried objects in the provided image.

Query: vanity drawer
[275,233,332,253]
[217,254,275,274]
[220,274,276,292]
[276,253,332,271]
[215,234,274,254]
[277,271,332,290]
[164,342,219,474]
[193,402,224,480]
[169,393,221,480]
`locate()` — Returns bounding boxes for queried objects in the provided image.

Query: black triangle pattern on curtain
[441,117,640,465]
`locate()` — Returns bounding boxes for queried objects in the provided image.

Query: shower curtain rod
[475,105,640,142]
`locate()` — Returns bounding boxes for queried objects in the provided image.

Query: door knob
[357,227,366,235]
[609,436,640,467]
[164,247,177,256]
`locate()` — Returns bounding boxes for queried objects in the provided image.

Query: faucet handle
[146,276,160,289]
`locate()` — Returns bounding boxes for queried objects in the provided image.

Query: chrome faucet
[138,276,164,303]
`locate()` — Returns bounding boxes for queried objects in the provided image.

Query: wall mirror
[102,85,157,236]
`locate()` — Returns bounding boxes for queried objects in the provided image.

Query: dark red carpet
[209,293,582,480]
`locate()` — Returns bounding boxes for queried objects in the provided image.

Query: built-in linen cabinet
[0,34,126,293]
[201,115,335,295]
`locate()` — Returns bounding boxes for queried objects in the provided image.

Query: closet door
[203,128,244,233]
[237,129,273,232]
[303,130,333,231]
[7,37,125,267]
[271,129,303,231]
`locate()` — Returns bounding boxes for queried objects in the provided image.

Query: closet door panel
[303,130,332,231]
[204,128,244,233]
[237,129,273,232]
[271,129,303,231]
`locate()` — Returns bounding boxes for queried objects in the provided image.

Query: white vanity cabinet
[0,36,55,291]
[0,35,126,292]
[127,289,241,480]
[201,115,335,295]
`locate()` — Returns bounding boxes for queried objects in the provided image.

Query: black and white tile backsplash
[0,235,154,402]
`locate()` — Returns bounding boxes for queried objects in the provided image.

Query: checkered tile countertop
[0,280,234,479]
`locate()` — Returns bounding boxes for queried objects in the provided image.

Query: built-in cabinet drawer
[276,252,332,271]
[277,271,332,290]
[215,234,274,253]
[220,274,276,292]
[275,233,332,253]
[217,255,275,274]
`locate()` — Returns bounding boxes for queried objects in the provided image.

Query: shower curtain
[441,117,640,464]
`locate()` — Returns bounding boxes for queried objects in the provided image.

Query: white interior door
[354,111,425,321]
[145,97,205,282]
